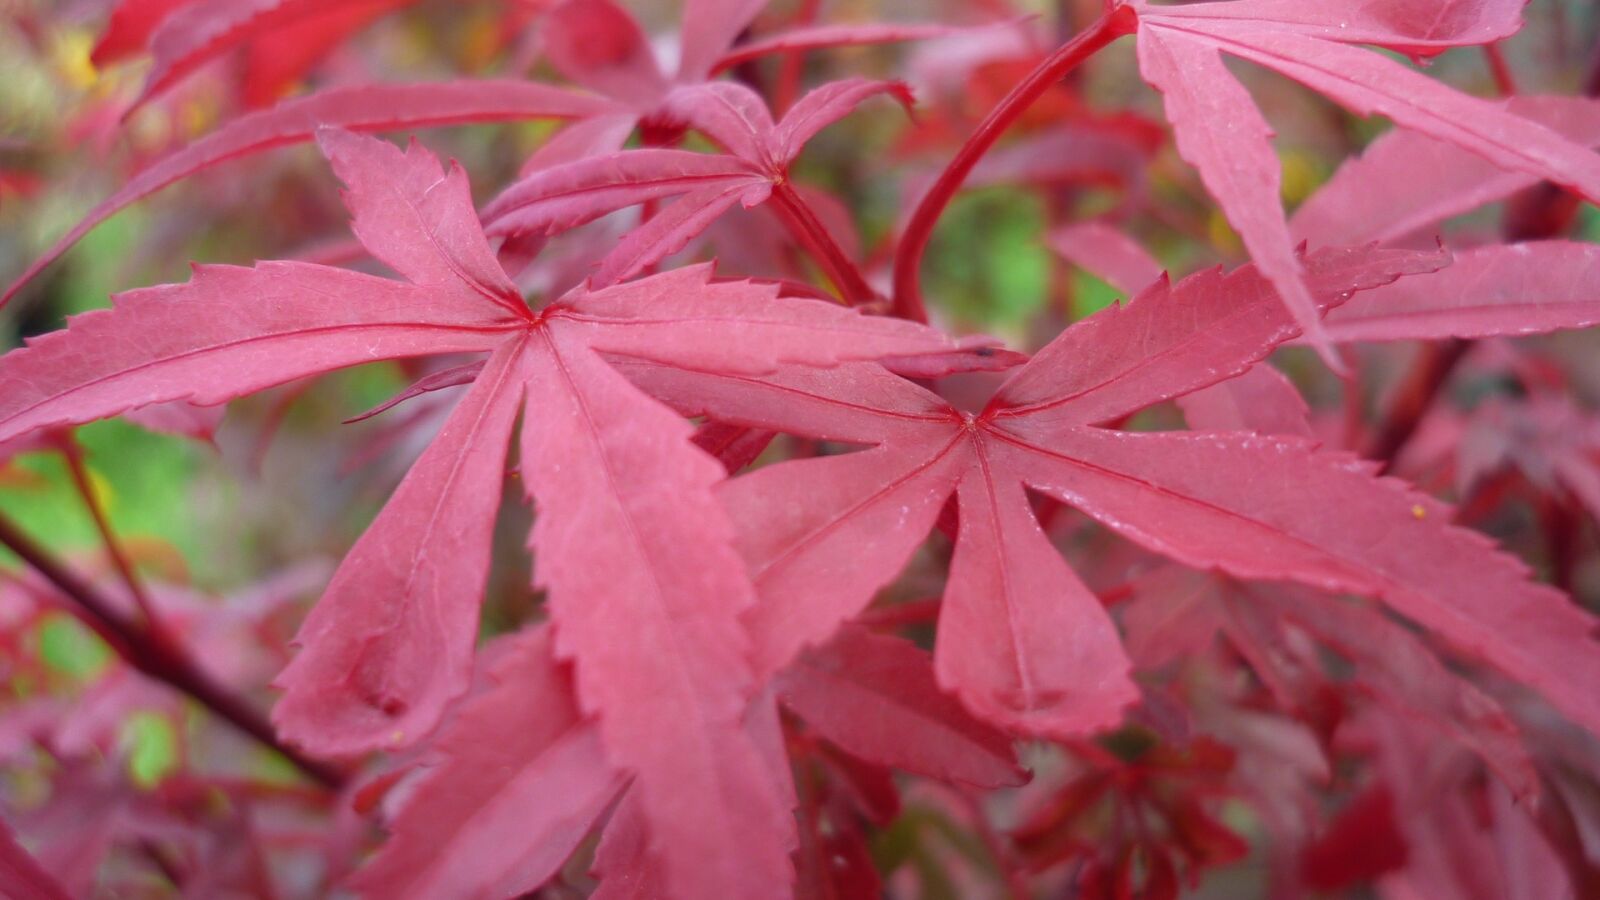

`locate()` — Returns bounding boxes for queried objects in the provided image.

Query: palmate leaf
[350,627,625,898]
[357,600,1025,894]
[0,130,956,899]
[774,625,1027,789]
[626,243,1600,746]
[1127,0,1600,365]
[483,78,910,286]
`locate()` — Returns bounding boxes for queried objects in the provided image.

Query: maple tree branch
[54,435,166,637]
[1364,339,1470,473]
[0,511,346,790]
[1482,43,1518,96]
[770,180,878,306]
[891,9,1132,321]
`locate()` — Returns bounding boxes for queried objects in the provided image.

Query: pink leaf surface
[0,261,516,446]
[630,358,1136,740]
[1177,365,1313,437]
[0,133,530,448]
[1008,423,1600,739]
[1154,0,1526,54]
[677,0,769,83]
[541,0,667,106]
[942,447,1137,735]
[316,128,522,313]
[1048,221,1162,296]
[592,181,768,287]
[1319,242,1600,342]
[271,340,527,755]
[517,332,795,900]
[1291,97,1600,246]
[1135,25,1335,362]
[519,112,641,176]
[0,129,957,897]
[1,81,614,308]
[1150,20,1600,205]
[992,246,1446,430]
[776,625,1025,788]
[1132,1,1600,369]
[350,626,625,897]
[484,150,766,238]
[121,400,227,443]
[772,79,914,165]
[661,82,779,164]
[589,792,661,900]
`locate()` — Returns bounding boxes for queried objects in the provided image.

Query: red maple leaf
[0,128,957,897]
[1127,0,1600,361]
[483,77,911,293]
[623,244,1600,744]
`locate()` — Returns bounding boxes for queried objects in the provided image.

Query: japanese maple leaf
[349,625,627,898]
[1050,214,1600,347]
[1126,0,1600,361]
[352,621,1022,895]
[1316,242,1600,344]
[774,624,1027,790]
[483,78,911,289]
[0,129,955,899]
[1049,221,1165,297]
[1291,96,1600,247]
[622,244,1600,744]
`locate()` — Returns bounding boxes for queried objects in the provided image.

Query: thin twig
[0,511,346,790]
[53,435,165,636]
[892,10,1133,321]
[770,180,878,306]
[1364,339,1470,472]
[1483,43,1519,96]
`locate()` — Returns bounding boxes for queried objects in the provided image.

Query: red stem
[1483,43,1518,96]
[770,180,878,305]
[1363,339,1470,473]
[54,435,166,637]
[0,510,345,790]
[892,9,1132,321]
